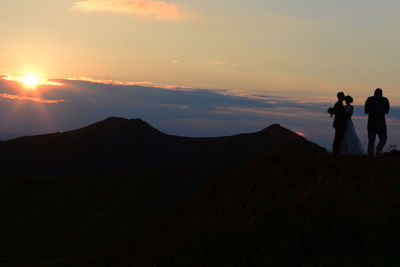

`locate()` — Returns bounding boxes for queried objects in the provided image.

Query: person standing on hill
[365,88,390,157]
[340,95,364,154]
[328,92,346,153]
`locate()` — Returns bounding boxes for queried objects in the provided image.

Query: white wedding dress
[340,106,364,154]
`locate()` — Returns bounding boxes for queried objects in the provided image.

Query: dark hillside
[107,153,400,267]
[0,118,328,266]
[0,117,325,175]
[0,163,226,265]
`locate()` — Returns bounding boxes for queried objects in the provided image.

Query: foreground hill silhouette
[1,118,400,266]
[0,118,326,265]
[101,152,400,267]
[0,117,325,175]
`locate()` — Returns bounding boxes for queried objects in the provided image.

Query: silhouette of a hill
[0,118,326,265]
[1,118,399,266]
[102,153,400,267]
[0,117,326,175]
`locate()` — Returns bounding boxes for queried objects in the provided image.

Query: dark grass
[105,152,400,267]
[3,152,400,266]
[0,163,227,266]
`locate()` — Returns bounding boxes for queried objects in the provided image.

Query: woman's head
[344,95,353,105]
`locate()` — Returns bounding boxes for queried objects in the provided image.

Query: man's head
[337,92,345,101]
[374,88,383,97]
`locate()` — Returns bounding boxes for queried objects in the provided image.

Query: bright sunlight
[21,74,40,87]
[1,73,64,87]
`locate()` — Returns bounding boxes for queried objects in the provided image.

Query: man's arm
[364,98,370,114]
[385,98,390,114]
[333,102,345,120]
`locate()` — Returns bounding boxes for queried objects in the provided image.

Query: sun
[21,74,40,87]
[2,73,64,88]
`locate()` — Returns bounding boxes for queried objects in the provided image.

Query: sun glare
[2,73,64,88]
[21,74,40,87]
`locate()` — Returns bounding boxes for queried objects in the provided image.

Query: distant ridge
[0,117,326,175]
[8,117,163,143]
[70,117,163,137]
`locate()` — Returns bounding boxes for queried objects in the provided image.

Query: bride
[340,95,364,154]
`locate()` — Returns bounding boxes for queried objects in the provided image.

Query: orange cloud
[66,77,193,90]
[211,61,226,65]
[73,0,182,20]
[0,93,64,104]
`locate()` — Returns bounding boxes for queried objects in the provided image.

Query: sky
[1,0,400,150]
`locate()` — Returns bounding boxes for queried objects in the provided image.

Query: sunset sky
[1,0,400,150]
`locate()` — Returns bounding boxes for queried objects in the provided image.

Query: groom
[328,92,346,153]
[365,88,390,156]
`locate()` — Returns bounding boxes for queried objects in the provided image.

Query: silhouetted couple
[328,88,390,156]
[328,92,363,154]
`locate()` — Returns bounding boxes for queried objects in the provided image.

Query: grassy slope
[110,152,400,267]
[0,163,227,266]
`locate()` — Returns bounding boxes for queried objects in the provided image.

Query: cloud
[0,93,64,104]
[207,61,239,68]
[213,106,324,119]
[73,0,182,20]
[66,77,193,90]
[211,61,226,65]
[155,104,189,109]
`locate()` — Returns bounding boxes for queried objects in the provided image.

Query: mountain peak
[260,123,300,137]
[94,116,149,127]
[255,123,325,154]
[263,123,283,130]
[78,116,162,136]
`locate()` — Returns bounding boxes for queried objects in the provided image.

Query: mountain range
[0,117,325,175]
